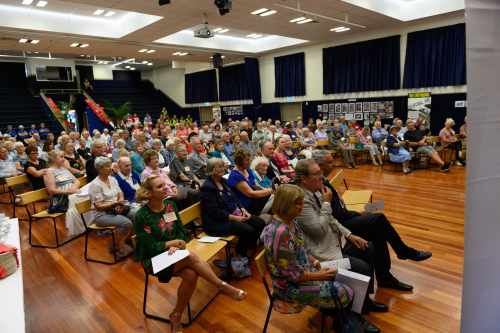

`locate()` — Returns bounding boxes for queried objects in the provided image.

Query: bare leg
[402,160,409,172]
[112,233,126,250]
[170,267,198,332]
[428,152,444,167]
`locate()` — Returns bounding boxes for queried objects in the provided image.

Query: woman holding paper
[134,175,248,333]
[263,184,354,333]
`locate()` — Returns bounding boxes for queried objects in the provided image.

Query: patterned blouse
[263,217,353,314]
[13,153,28,172]
[65,155,85,178]
[315,129,328,141]
[134,200,189,283]
[357,131,373,144]
[141,166,177,195]
[164,149,176,165]
[88,176,122,221]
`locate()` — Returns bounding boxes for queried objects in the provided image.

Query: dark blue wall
[85,106,114,134]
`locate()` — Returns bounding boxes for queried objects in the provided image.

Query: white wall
[25,58,76,78]
[75,63,126,80]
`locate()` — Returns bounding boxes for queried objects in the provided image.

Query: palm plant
[104,100,132,127]
[52,94,76,129]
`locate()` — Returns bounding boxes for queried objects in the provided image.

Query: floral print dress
[263,217,353,314]
[134,200,189,283]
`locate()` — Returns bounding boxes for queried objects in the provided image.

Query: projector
[193,28,215,39]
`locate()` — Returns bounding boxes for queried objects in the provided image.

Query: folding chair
[5,175,31,219]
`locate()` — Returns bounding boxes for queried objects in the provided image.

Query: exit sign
[286,97,293,102]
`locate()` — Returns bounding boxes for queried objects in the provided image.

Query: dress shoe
[378,277,413,291]
[353,313,381,333]
[367,298,388,313]
[398,248,432,262]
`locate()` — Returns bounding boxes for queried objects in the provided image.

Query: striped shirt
[46,167,73,190]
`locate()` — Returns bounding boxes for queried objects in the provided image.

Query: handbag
[331,285,363,333]
[355,142,363,150]
[214,257,252,279]
[47,194,69,214]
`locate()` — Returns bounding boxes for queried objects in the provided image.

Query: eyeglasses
[308,172,323,178]
[215,165,225,169]
[178,150,188,153]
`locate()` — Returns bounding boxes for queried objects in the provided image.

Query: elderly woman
[228,148,275,215]
[201,158,266,259]
[5,141,16,159]
[85,139,106,182]
[165,126,175,140]
[213,124,222,140]
[92,130,102,141]
[315,122,328,141]
[151,139,168,168]
[387,126,412,174]
[440,118,465,166]
[88,156,137,258]
[212,139,234,168]
[230,133,241,151]
[351,119,362,131]
[134,175,247,332]
[24,145,47,191]
[130,141,146,175]
[13,142,28,173]
[40,139,54,162]
[358,126,383,166]
[282,135,297,161]
[177,123,188,143]
[112,139,126,162]
[296,121,304,137]
[299,128,317,154]
[164,139,176,165]
[62,142,85,178]
[274,136,294,178]
[18,125,28,145]
[263,184,354,333]
[77,138,91,161]
[250,157,272,189]
[330,123,357,169]
[137,132,150,150]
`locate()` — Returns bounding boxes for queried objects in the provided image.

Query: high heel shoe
[307,317,325,333]
[220,281,247,301]
[169,310,183,333]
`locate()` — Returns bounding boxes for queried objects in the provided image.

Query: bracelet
[307,271,311,282]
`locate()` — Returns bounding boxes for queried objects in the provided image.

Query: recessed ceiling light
[213,28,223,32]
[290,17,307,23]
[87,55,90,57]
[93,10,104,15]
[19,39,28,43]
[80,54,84,56]
[251,8,268,15]
[147,63,153,66]
[125,66,130,68]
[31,40,39,44]
[139,49,147,52]
[246,34,257,38]
[180,52,188,56]
[330,26,345,31]
[70,43,79,47]
[297,18,313,24]
[34,52,38,53]
[130,68,135,70]
[252,35,263,38]
[22,0,33,4]
[146,50,155,53]
[104,11,115,17]
[102,61,108,64]
[80,44,89,47]
[260,10,276,16]
[172,52,180,55]
[142,61,148,64]
[98,61,103,64]
[36,0,47,7]
[27,51,31,53]
[335,27,351,32]
[219,29,229,33]
[210,56,225,58]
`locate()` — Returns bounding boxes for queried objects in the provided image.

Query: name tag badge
[58,175,68,181]
[164,212,177,222]
[341,137,345,141]
[133,183,141,190]
[185,166,190,172]
[367,136,371,140]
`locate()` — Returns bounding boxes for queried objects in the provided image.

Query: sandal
[169,310,183,333]
[109,247,128,258]
[220,281,247,301]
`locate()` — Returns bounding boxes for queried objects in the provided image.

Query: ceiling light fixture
[213,28,223,32]
[179,52,188,56]
[138,49,147,52]
[19,39,28,43]
[142,61,148,64]
[252,35,263,38]
[251,8,268,15]
[130,68,135,70]
[289,17,307,23]
[210,56,225,58]
[98,61,103,64]
[19,39,39,43]
[335,27,350,32]
[93,9,104,15]
[31,40,39,44]
[147,63,153,66]
[125,66,130,68]
[80,44,89,47]
[260,10,276,16]
[246,34,256,37]
[296,18,313,24]
[22,0,33,4]
[104,11,115,17]
[219,29,229,33]
[36,0,47,6]
[330,26,345,31]
[172,52,180,55]
[146,50,155,53]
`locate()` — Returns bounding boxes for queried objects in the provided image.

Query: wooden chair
[18,189,85,248]
[349,137,369,164]
[75,199,129,265]
[5,175,31,219]
[381,141,402,173]
[329,170,372,206]
[255,250,327,333]
[78,176,88,187]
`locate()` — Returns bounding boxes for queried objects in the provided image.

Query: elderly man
[199,125,212,144]
[239,131,257,157]
[69,132,78,146]
[415,117,430,135]
[312,150,432,288]
[86,139,106,182]
[251,122,268,149]
[27,138,43,156]
[329,123,357,169]
[0,147,24,204]
[260,141,290,183]
[294,159,382,333]
[33,133,43,150]
[235,120,241,130]
[169,143,200,204]
[159,129,170,147]
[299,128,317,151]
[122,130,133,151]
[404,120,451,172]
[39,123,50,141]
[114,157,141,202]
[396,119,407,139]
[371,121,389,147]
[187,138,208,181]
[221,132,235,158]
[101,128,110,143]
[339,116,348,130]
[227,121,235,135]
[148,130,160,148]
[283,123,298,141]
[82,131,92,148]
[241,121,253,139]
[269,125,278,143]
[55,135,70,150]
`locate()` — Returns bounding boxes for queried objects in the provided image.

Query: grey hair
[175,143,187,153]
[123,130,129,134]
[311,150,331,164]
[14,141,24,149]
[214,139,223,147]
[221,132,229,138]
[90,139,106,153]
[57,136,63,145]
[94,156,111,172]
[152,138,162,146]
[406,119,415,126]
[250,156,269,171]
[362,126,371,132]
[375,121,381,125]
[206,158,225,176]
[117,156,131,166]
[137,131,145,138]
[132,141,143,151]
[116,149,129,160]
[190,137,200,145]
[293,159,318,184]
[115,139,125,147]
[165,139,175,147]
[78,138,86,143]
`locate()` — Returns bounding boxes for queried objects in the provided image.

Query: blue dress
[228,169,256,209]
[387,135,411,163]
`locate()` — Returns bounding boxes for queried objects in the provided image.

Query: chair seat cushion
[88,224,117,230]
[342,190,372,205]
[32,211,64,219]
[197,232,236,242]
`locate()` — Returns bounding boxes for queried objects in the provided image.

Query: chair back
[255,250,268,279]
[329,170,345,190]
[382,141,387,147]
[18,188,50,205]
[75,199,91,215]
[348,137,357,143]
[132,235,137,248]
[78,176,88,187]
[5,175,30,188]
[178,202,201,226]
[293,142,300,149]
[427,136,440,143]
[316,140,330,147]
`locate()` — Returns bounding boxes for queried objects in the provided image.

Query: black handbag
[47,194,69,214]
[331,285,364,333]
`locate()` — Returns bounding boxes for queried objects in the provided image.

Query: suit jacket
[130,152,145,175]
[295,186,351,261]
[322,177,361,222]
[114,171,141,202]
[199,176,243,237]
[85,154,98,182]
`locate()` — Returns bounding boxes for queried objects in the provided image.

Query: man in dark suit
[85,139,107,182]
[311,150,432,292]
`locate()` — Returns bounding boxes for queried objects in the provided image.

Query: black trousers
[229,215,266,256]
[340,213,410,284]
[247,194,272,215]
[446,141,463,160]
[342,242,375,315]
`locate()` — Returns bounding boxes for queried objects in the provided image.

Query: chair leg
[320,312,326,333]
[263,300,274,333]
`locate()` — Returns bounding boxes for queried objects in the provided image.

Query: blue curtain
[185,69,218,104]
[245,57,262,121]
[274,52,305,97]
[323,35,400,94]
[403,23,466,88]
[218,63,251,102]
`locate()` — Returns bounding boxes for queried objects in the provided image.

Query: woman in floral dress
[264,184,354,332]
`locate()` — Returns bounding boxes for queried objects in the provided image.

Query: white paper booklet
[364,199,385,213]
[176,185,189,199]
[320,258,351,270]
[335,268,371,313]
[151,249,189,274]
[198,236,221,243]
[289,158,299,168]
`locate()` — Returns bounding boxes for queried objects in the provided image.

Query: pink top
[460,123,467,135]
[177,129,188,138]
[188,127,199,135]
[439,128,457,148]
[357,132,372,144]
[141,166,177,194]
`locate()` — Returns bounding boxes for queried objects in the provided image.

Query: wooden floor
[2,161,465,333]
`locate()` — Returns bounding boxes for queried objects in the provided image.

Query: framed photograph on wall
[329,113,335,120]
[342,103,348,113]
[371,102,378,112]
[349,103,355,113]
[323,104,328,113]
[329,103,334,112]
[356,102,362,112]
[363,102,370,112]
[364,113,370,120]
[317,105,322,112]
[335,103,341,113]
[355,113,363,120]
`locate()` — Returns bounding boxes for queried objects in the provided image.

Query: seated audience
[62,142,85,178]
[5,141,16,159]
[40,139,54,162]
[260,141,291,183]
[387,126,412,174]
[187,138,208,180]
[230,133,241,152]
[228,148,274,215]
[404,120,451,172]
[18,125,28,145]
[199,125,212,145]
[299,128,317,153]
[112,139,126,162]
[329,123,357,169]
[282,135,297,160]
[164,140,176,165]
[112,149,130,175]
[151,139,168,168]
[88,157,136,258]
[252,122,268,150]
[250,157,272,189]
[263,184,354,333]
[187,132,206,154]
[351,119,362,131]
[77,138,91,161]
[338,116,348,131]
[137,132,150,150]
[273,136,294,178]
[239,131,257,157]
[358,126,383,166]
[6,125,16,139]
[415,117,430,135]
[130,142,146,175]
[13,142,28,173]
[169,143,200,204]
[200,158,265,258]
[396,120,407,139]
[439,118,466,166]
[133,175,247,332]
[371,121,389,147]
[121,130,133,151]
[83,78,93,91]
[221,132,235,159]
[0,147,24,204]
[314,121,328,141]
[86,139,106,182]
[213,139,234,168]
[295,121,304,137]
[24,145,47,191]
[177,123,188,143]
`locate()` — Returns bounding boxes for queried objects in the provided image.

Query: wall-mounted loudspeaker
[212,53,223,68]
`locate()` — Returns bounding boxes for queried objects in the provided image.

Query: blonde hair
[47,149,64,167]
[143,149,159,164]
[135,175,159,202]
[271,184,305,217]
[445,118,455,126]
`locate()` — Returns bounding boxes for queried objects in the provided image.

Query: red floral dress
[273,151,294,178]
